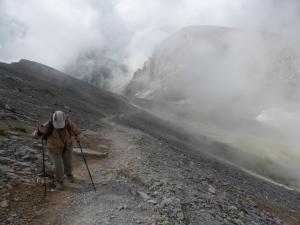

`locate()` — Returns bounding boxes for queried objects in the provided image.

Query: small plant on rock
[0,128,6,136]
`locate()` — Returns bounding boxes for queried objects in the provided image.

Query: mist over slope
[65,50,129,92]
[3,0,300,94]
[2,59,300,225]
[125,26,300,111]
[125,26,300,188]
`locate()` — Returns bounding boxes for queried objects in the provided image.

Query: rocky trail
[20,119,300,225]
[1,60,300,225]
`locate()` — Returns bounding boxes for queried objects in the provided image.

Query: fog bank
[1,0,300,91]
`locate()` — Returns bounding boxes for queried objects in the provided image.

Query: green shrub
[0,128,6,136]
[10,126,27,133]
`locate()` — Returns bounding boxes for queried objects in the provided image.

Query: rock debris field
[1,60,300,225]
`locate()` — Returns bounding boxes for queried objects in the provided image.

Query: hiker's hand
[32,130,40,139]
[75,133,85,143]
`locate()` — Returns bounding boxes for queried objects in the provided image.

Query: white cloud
[1,0,300,77]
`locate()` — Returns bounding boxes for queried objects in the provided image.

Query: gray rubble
[1,60,300,225]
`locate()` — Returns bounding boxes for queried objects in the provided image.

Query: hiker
[32,111,84,190]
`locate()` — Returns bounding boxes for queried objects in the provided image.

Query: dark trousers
[49,150,73,182]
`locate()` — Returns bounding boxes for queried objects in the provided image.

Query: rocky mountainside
[0,59,136,223]
[124,26,300,117]
[1,59,300,225]
[66,50,128,92]
[123,26,300,193]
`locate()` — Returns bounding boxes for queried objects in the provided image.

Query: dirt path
[28,121,156,225]
[2,56,300,225]
[11,119,300,225]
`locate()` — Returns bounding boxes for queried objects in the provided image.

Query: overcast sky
[1,0,300,73]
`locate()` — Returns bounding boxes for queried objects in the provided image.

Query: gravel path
[32,119,300,225]
[1,60,300,225]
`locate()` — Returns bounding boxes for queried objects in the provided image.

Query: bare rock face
[125,26,300,113]
[66,51,128,92]
[123,26,300,191]
[0,59,134,190]
[0,59,138,225]
[1,55,300,225]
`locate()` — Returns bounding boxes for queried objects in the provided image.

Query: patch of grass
[10,126,27,133]
[0,128,6,136]
[0,124,27,135]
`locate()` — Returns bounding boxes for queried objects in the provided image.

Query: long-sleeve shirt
[32,118,82,154]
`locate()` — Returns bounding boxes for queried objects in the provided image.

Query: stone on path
[137,191,151,200]
[73,147,108,158]
[1,200,8,208]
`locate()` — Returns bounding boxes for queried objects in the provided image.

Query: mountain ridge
[1,59,300,224]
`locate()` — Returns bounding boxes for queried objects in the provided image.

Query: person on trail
[32,111,84,190]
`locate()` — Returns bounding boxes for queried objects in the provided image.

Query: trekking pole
[77,142,96,192]
[42,139,47,195]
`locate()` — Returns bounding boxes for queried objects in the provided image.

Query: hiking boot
[56,181,64,190]
[67,175,75,183]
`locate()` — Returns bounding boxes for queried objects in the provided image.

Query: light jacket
[32,117,82,154]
